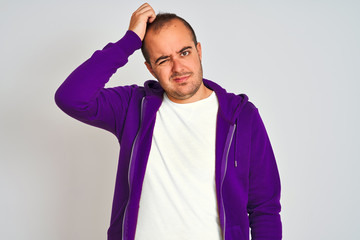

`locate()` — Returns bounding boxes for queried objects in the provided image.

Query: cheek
[156,68,171,79]
[189,57,200,67]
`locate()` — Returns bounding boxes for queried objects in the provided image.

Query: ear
[196,42,202,61]
[145,61,157,79]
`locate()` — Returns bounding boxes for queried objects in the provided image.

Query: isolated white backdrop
[1,0,359,239]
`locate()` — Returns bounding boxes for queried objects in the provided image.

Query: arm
[247,109,282,239]
[54,4,156,136]
[54,31,141,135]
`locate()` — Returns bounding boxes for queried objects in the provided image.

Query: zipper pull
[234,160,238,167]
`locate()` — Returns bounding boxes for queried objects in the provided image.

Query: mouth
[172,74,191,83]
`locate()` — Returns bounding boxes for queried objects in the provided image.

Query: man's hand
[128,3,156,41]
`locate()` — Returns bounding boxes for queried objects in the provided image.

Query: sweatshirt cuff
[114,30,142,56]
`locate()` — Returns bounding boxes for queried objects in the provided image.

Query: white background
[1,0,359,239]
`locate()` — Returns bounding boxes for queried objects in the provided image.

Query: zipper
[220,123,236,240]
[122,97,145,240]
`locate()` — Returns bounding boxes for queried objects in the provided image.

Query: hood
[144,78,249,125]
[203,79,248,125]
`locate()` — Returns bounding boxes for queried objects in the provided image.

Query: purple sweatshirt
[55,30,282,240]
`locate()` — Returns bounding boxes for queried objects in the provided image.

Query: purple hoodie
[55,30,282,240]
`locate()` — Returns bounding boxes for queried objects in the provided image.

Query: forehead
[144,19,195,57]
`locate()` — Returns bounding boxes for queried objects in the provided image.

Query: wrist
[115,30,142,56]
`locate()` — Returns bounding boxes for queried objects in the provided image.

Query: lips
[172,75,190,83]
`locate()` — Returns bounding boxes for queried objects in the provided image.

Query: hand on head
[128,3,156,41]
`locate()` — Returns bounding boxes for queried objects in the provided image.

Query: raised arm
[54,3,156,136]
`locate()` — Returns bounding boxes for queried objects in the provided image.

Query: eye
[159,59,168,65]
[180,51,190,57]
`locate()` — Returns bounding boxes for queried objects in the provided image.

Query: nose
[171,57,184,73]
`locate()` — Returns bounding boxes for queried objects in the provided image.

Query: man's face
[144,19,204,103]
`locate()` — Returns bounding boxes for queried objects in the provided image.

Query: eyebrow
[154,46,193,65]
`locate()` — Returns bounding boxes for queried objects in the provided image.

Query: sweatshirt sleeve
[247,109,282,239]
[54,30,142,137]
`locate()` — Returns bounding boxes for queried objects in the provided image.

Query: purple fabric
[55,30,282,240]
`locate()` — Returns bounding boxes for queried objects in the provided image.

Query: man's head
[142,13,207,103]
[141,13,198,64]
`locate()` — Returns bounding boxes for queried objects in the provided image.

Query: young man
[55,3,282,240]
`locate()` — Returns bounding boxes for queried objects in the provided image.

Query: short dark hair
[141,13,198,64]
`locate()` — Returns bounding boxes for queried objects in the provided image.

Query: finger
[134,8,152,18]
[135,3,152,14]
[134,8,156,24]
[148,13,156,23]
[136,2,150,10]
[141,8,156,20]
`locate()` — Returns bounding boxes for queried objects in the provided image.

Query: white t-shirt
[134,91,221,240]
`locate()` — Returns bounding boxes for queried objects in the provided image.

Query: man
[55,3,282,240]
